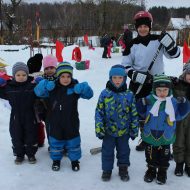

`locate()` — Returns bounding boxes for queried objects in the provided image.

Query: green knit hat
[153,74,172,90]
[56,62,73,78]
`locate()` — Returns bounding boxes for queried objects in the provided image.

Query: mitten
[132,71,147,84]
[46,81,55,91]
[176,97,186,103]
[159,32,175,51]
[74,82,88,94]
[0,77,6,86]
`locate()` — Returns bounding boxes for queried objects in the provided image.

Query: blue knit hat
[109,64,126,78]
[56,62,73,78]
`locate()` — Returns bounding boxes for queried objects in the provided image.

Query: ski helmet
[134,11,153,30]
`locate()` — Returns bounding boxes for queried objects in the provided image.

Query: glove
[74,82,88,94]
[46,81,55,91]
[176,97,186,103]
[0,78,6,86]
[35,76,43,84]
[132,71,147,85]
[98,136,104,140]
[159,32,175,51]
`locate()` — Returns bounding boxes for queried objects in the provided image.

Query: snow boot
[14,156,24,165]
[174,162,184,176]
[71,160,80,171]
[119,166,129,181]
[101,171,112,181]
[185,165,190,177]
[28,156,37,164]
[144,166,157,183]
[156,167,167,185]
[52,160,61,171]
[136,139,146,151]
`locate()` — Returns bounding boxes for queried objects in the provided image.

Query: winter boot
[14,156,24,165]
[174,162,184,176]
[71,160,80,171]
[136,139,146,151]
[156,167,167,185]
[28,156,37,164]
[119,166,129,181]
[101,171,112,181]
[185,164,190,177]
[144,166,157,183]
[52,160,61,171]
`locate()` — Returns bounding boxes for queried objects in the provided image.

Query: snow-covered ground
[0,44,188,190]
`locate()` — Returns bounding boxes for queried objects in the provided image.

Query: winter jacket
[137,94,190,146]
[34,79,93,140]
[95,81,139,139]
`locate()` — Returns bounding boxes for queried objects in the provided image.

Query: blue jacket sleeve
[95,92,105,138]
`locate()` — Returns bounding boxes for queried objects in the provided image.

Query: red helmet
[134,11,153,22]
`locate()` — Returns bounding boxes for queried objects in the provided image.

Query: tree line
[1,0,190,44]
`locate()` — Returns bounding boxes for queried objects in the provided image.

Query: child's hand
[74,82,88,94]
[0,77,6,86]
[46,81,55,91]
[35,76,43,83]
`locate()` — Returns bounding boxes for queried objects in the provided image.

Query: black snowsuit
[0,79,38,157]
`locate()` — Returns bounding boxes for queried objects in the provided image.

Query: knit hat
[56,62,73,78]
[135,17,152,30]
[43,55,57,69]
[27,53,43,74]
[109,64,126,78]
[153,74,172,90]
[12,62,29,77]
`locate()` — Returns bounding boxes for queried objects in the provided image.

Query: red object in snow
[183,41,190,63]
[56,40,64,62]
[84,34,89,46]
[72,47,82,62]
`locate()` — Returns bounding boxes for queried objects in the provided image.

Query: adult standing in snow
[121,10,180,151]
[101,33,111,58]
[122,25,133,55]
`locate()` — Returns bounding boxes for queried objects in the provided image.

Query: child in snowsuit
[27,53,45,148]
[34,62,93,171]
[121,11,180,152]
[95,65,139,182]
[171,63,190,177]
[137,74,190,185]
[0,62,38,164]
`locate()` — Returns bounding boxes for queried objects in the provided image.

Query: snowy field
[0,44,188,190]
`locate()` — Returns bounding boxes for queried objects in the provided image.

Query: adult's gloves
[132,71,147,85]
[159,32,175,52]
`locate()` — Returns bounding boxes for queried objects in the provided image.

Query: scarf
[150,95,175,122]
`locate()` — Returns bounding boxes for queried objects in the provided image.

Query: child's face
[155,87,169,98]
[112,76,124,87]
[59,73,72,86]
[44,66,56,76]
[185,73,190,83]
[137,25,150,37]
[15,70,27,82]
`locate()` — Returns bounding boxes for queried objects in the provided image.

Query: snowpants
[101,134,130,171]
[173,114,190,166]
[102,46,108,58]
[145,143,170,169]
[10,118,38,157]
[49,136,81,161]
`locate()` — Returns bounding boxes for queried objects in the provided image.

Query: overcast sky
[3,0,190,9]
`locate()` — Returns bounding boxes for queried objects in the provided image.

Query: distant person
[101,33,111,58]
[137,74,190,184]
[122,25,133,55]
[95,65,139,182]
[121,10,180,151]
